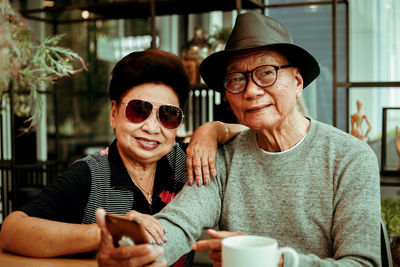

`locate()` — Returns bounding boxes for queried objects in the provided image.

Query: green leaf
[382,198,400,237]
[0,2,86,133]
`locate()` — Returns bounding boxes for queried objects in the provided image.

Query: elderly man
[97,12,380,266]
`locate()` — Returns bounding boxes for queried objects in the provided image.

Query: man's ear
[294,69,304,98]
[110,100,117,129]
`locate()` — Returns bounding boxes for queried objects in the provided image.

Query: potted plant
[0,1,86,133]
[381,198,400,266]
[209,26,232,53]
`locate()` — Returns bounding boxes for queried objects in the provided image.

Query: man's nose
[243,75,265,99]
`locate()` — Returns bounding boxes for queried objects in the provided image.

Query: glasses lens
[158,105,183,129]
[253,65,276,87]
[224,73,246,93]
[125,100,152,124]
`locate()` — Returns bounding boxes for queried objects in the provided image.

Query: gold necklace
[126,166,156,205]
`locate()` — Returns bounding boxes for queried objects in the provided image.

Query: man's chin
[243,116,277,131]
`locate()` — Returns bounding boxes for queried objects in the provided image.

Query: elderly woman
[0,49,242,266]
[97,12,381,266]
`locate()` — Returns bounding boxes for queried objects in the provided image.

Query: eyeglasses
[223,64,292,94]
[119,99,184,130]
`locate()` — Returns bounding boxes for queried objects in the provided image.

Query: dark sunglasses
[119,99,184,130]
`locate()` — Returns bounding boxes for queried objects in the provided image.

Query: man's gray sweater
[155,119,381,266]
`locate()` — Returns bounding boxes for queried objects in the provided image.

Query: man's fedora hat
[200,12,320,93]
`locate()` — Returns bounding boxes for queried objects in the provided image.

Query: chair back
[381,218,393,267]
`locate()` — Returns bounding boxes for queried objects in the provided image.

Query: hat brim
[199,43,320,93]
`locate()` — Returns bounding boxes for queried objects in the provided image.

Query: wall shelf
[20,0,264,23]
[381,176,400,187]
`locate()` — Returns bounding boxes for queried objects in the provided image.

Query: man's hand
[192,229,283,267]
[96,209,167,267]
[192,229,244,267]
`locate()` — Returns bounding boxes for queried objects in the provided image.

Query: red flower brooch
[159,190,176,204]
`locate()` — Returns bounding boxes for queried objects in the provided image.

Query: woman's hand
[186,122,220,187]
[125,210,167,245]
[187,122,247,187]
[96,209,167,267]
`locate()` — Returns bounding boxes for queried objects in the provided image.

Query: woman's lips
[135,137,160,149]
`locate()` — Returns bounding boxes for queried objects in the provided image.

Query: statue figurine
[350,100,372,141]
[396,126,400,170]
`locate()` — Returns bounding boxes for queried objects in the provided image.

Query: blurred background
[0,0,399,236]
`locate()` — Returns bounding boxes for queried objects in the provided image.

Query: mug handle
[278,247,299,267]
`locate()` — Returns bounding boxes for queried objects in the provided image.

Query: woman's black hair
[109,49,190,107]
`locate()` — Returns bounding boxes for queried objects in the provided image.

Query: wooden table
[0,249,97,266]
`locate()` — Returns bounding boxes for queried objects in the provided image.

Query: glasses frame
[119,99,184,130]
[224,64,292,94]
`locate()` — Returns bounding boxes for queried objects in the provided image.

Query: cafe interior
[0,0,399,266]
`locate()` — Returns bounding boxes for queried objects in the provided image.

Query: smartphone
[105,213,148,247]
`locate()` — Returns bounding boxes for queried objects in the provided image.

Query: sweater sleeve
[331,143,381,266]
[285,142,381,267]
[154,147,227,265]
[18,160,91,224]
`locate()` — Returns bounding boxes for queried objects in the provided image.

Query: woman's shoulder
[74,145,112,165]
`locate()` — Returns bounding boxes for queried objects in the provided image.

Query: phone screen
[105,213,148,247]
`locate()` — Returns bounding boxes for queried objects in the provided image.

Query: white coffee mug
[222,235,299,267]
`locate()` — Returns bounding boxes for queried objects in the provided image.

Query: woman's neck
[116,143,157,182]
[256,113,310,152]
[126,162,157,181]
